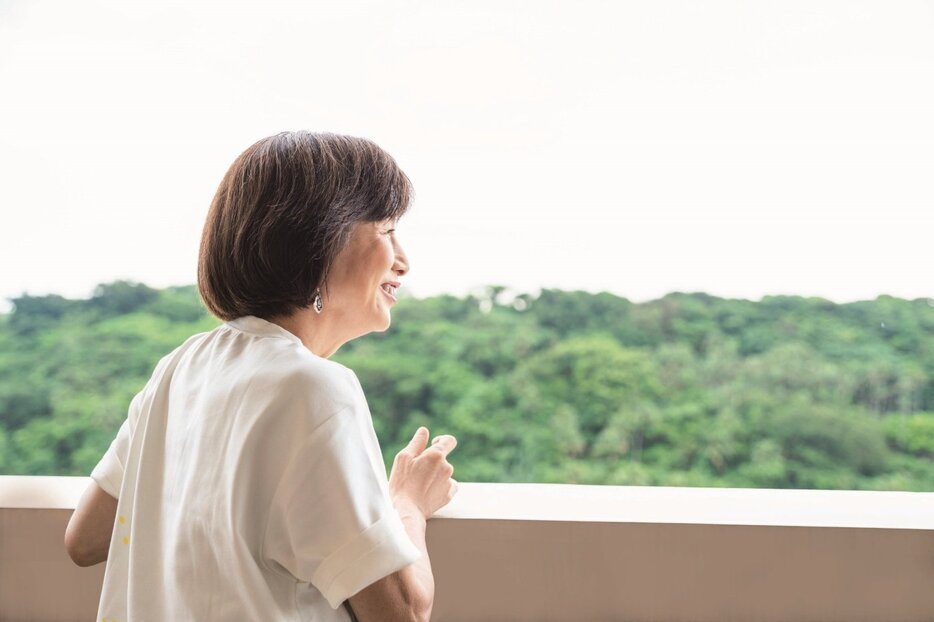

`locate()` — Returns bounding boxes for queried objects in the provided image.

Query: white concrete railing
[2,475,932,621]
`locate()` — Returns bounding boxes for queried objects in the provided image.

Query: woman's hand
[388,427,458,521]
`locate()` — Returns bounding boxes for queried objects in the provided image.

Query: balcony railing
[2,475,932,621]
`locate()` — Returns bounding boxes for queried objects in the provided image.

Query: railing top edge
[2,476,931,530]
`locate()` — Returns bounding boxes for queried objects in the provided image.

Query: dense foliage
[1,280,932,491]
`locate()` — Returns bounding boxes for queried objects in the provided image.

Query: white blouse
[90,314,421,621]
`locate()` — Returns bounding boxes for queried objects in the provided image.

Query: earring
[313,288,324,314]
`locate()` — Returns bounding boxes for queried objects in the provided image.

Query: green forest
[1,280,932,491]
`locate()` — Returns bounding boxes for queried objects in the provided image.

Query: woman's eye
[383,229,395,235]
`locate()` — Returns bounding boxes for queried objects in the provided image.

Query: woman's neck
[267,308,351,359]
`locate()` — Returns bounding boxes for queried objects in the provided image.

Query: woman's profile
[63,131,459,621]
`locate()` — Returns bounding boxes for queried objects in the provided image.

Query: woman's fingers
[405,426,430,456]
[426,435,457,458]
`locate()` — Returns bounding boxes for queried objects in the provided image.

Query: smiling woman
[197,131,412,325]
[65,131,458,622]
[273,217,410,357]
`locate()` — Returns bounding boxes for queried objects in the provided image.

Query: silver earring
[313,289,324,314]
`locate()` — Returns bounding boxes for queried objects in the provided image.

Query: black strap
[342,599,360,622]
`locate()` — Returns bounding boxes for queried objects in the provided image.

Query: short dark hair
[197,131,413,322]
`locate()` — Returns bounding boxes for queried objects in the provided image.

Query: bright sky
[2,0,932,315]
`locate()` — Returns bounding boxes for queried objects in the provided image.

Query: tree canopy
[1,281,931,491]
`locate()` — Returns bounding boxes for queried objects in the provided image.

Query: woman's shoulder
[143,330,216,389]
[279,349,356,390]
[263,347,364,413]
[195,324,366,421]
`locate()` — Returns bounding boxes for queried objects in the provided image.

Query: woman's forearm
[393,500,435,620]
[65,480,118,567]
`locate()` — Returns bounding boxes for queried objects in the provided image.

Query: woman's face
[323,218,409,338]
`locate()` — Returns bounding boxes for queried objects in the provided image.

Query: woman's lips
[379,285,397,303]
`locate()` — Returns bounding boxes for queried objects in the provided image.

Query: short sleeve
[262,404,422,610]
[89,389,144,499]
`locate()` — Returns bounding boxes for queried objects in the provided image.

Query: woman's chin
[374,310,391,332]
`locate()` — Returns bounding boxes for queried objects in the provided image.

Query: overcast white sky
[1,0,932,314]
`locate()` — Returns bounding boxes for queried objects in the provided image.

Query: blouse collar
[224,315,304,347]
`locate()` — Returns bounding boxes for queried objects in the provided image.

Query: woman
[64,131,458,621]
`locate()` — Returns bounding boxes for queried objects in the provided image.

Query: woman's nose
[393,241,409,276]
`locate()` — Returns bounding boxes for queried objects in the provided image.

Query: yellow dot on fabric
[119,515,125,524]
[123,536,129,545]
